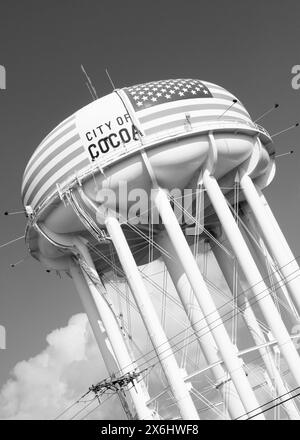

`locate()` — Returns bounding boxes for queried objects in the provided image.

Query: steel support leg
[152,187,264,419]
[156,230,246,419]
[105,215,200,420]
[203,169,300,389]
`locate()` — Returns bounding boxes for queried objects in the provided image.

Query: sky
[0,0,300,419]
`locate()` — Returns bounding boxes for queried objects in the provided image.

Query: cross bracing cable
[80,237,300,380]
[58,186,300,420]
[85,234,300,375]
[78,252,300,395]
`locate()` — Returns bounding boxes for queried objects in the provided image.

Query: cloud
[0,313,123,420]
[0,253,283,420]
[0,255,221,420]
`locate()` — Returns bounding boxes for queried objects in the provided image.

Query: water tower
[21,79,300,420]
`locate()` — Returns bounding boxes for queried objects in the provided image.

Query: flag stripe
[24,122,77,173]
[123,79,253,141]
[41,114,76,144]
[23,139,84,200]
[24,153,90,207]
[138,99,250,123]
[141,107,251,129]
[22,129,79,190]
[142,112,253,137]
[203,81,234,93]
[24,147,85,205]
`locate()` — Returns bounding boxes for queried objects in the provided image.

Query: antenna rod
[10,256,28,268]
[81,64,98,100]
[275,150,294,158]
[4,210,26,216]
[254,103,279,123]
[218,99,237,119]
[0,235,25,249]
[85,81,95,99]
[271,123,299,138]
[105,68,116,90]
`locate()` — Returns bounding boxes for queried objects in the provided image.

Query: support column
[203,169,300,389]
[240,172,300,314]
[69,258,154,420]
[152,187,264,419]
[239,205,299,323]
[211,237,300,420]
[157,230,246,419]
[105,215,200,420]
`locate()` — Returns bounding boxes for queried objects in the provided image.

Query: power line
[56,260,300,420]
[70,396,98,420]
[237,385,300,420]
[248,391,300,420]
[235,384,300,420]
[80,393,115,420]
[83,239,300,376]
[55,368,152,420]
[56,188,300,418]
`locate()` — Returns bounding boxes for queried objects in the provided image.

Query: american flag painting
[121,78,253,138]
[22,78,254,210]
[123,79,213,110]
